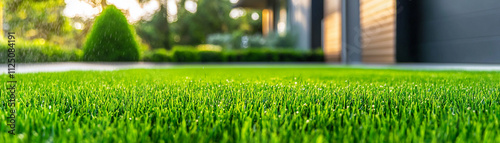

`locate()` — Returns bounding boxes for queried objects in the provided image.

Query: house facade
[234,0,324,51]
[236,0,500,64]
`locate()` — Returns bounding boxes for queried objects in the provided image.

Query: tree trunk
[160,0,171,50]
[101,0,107,8]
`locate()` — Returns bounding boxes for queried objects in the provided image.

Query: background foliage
[0,40,82,63]
[0,0,322,62]
[3,0,75,46]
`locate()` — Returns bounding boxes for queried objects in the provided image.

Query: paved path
[1,62,500,74]
[354,63,500,71]
[0,62,173,74]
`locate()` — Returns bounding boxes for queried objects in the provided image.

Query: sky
[64,0,162,23]
[63,0,250,30]
[63,0,242,23]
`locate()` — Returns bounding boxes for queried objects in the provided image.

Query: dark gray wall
[310,0,324,49]
[343,0,362,64]
[400,0,500,63]
[396,0,420,62]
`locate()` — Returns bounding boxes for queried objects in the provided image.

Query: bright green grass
[1,65,500,142]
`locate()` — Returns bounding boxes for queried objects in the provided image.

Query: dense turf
[1,65,500,142]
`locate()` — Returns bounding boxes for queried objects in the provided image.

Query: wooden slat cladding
[323,0,342,62]
[360,0,396,64]
[262,9,273,36]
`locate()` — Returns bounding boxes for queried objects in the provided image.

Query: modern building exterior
[236,0,500,64]
[397,0,500,64]
[234,0,324,51]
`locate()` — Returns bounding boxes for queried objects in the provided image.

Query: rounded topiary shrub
[83,5,140,61]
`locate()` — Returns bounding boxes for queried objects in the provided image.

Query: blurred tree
[168,0,195,45]
[81,0,107,7]
[70,17,94,49]
[1,1,3,39]
[4,0,70,41]
[168,0,262,46]
[175,0,237,45]
[72,0,111,49]
[135,0,172,50]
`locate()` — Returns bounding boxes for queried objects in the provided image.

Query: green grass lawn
[1,65,500,142]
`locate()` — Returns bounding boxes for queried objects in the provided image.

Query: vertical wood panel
[323,0,342,62]
[262,9,273,36]
[360,0,396,64]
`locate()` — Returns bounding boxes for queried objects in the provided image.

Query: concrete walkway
[354,63,500,71]
[1,62,500,74]
[0,62,173,74]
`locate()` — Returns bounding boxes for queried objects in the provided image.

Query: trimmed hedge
[172,48,201,62]
[143,49,171,62]
[199,51,224,62]
[0,41,82,63]
[0,40,323,63]
[83,5,140,61]
[144,48,324,62]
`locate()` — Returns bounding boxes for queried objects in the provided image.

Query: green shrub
[224,49,324,62]
[0,41,81,63]
[197,44,222,52]
[145,49,171,62]
[144,47,324,63]
[241,49,279,62]
[83,5,140,61]
[222,51,241,62]
[199,51,223,62]
[173,45,197,49]
[206,33,233,49]
[239,50,260,62]
[172,48,200,62]
[306,49,325,62]
[277,50,306,62]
